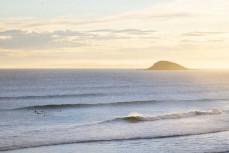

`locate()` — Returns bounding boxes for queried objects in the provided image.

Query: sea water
[0,69,229,153]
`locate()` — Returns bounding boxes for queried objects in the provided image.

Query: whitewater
[0,69,229,153]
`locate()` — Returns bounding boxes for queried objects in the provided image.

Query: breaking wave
[111,109,226,123]
[0,108,228,151]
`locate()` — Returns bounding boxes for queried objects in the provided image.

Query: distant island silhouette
[147,61,188,70]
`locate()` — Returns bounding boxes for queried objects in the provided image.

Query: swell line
[1,129,228,152]
[209,151,229,153]
[0,93,104,100]
[108,109,226,123]
[6,100,160,110]
[71,129,229,144]
[4,98,229,111]
[55,109,228,128]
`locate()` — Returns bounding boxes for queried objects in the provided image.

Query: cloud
[19,12,191,28]
[0,30,87,50]
[0,0,195,31]
[88,29,158,34]
[180,39,224,43]
[181,32,227,37]
[1,0,229,33]
[179,31,228,44]
[0,29,161,50]
[85,29,161,39]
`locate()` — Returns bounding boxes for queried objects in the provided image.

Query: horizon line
[0,67,229,70]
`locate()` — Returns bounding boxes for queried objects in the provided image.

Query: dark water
[0,69,229,153]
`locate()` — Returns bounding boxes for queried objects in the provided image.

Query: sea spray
[119,109,224,123]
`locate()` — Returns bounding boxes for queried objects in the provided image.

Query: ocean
[0,69,229,153]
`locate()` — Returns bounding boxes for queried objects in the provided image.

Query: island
[147,61,188,70]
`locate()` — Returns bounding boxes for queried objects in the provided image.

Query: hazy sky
[0,0,229,68]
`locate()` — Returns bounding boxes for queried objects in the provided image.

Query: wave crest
[118,109,224,123]
[4,99,228,110]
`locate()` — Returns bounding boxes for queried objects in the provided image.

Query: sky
[0,0,229,69]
